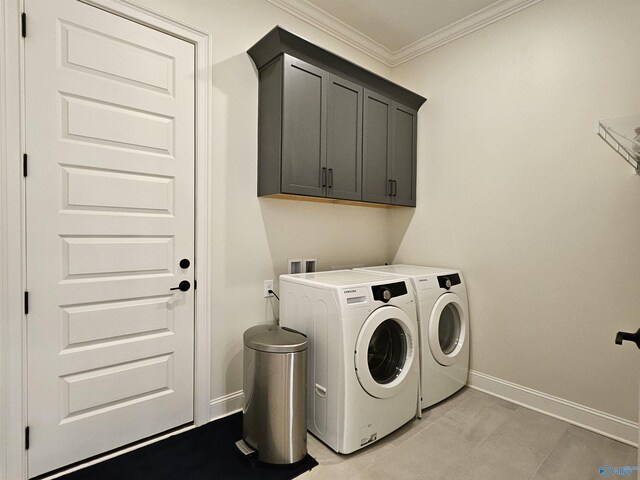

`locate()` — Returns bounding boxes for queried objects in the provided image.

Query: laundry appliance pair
[279,265,469,454]
[357,265,470,410]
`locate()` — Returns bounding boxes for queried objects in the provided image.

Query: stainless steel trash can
[242,324,307,464]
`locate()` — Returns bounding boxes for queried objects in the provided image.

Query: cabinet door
[390,103,417,206]
[326,75,363,201]
[362,89,392,204]
[282,56,327,197]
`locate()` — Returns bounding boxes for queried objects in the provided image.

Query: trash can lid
[244,324,307,353]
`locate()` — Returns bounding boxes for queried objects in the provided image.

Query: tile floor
[301,388,638,480]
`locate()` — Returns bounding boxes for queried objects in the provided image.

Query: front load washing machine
[279,270,419,453]
[356,265,469,409]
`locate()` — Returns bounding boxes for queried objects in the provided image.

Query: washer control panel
[371,281,408,303]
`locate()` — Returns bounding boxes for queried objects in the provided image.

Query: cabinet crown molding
[248,27,426,111]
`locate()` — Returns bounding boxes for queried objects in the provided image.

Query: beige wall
[133,0,394,401]
[390,0,640,421]
[134,0,640,423]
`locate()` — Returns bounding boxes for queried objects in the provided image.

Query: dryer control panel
[437,273,461,290]
[371,282,408,303]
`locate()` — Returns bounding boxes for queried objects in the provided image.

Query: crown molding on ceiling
[267,0,543,67]
[391,0,543,65]
[266,0,394,66]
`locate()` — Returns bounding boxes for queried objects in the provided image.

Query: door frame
[0,1,212,479]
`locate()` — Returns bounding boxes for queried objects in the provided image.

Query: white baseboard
[209,391,244,421]
[468,370,638,447]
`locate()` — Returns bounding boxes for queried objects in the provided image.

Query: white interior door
[25,1,196,476]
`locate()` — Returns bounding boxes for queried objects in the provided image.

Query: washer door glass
[355,306,417,399]
[368,319,407,384]
[428,293,467,366]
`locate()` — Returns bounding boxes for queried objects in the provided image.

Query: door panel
[362,89,392,204]
[62,166,175,215]
[61,20,174,94]
[282,56,327,197]
[61,93,174,154]
[60,354,174,420]
[26,1,195,476]
[61,295,174,348]
[326,75,362,201]
[391,104,417,206]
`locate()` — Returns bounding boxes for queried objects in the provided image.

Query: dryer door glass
[428,293,467,366]
[438,303,461,355]
[368,320,407,384]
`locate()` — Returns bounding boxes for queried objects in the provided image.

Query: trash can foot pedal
[235,439,256,457]
[235,439,258,468]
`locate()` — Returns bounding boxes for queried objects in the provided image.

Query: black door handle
[328,168,333,189]
[321,167,327,188]
[615,328,640,349]
[170,280,191,292]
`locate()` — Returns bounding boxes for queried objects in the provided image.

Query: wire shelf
[596,114,640,174]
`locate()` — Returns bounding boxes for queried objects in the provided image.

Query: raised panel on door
[326,74,362,201]
[282,55,327,197]
[25,1,195,476]
[391,104,417,207]
[362,89,392,204]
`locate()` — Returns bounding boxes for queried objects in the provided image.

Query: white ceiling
[268,0,542,66]
[305,0,499,52]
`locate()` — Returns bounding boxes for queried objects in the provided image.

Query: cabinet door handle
[388,179,393,196]
[322,167,327,188]
[392,180,398,196]
[328,168,333,189]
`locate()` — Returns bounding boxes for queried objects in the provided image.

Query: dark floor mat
[58,413,318,480]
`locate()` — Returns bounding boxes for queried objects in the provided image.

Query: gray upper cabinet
[362,91,417,207]
[326,75,363,201]
[256,54,363,201]
[362,90,392,204]
[390,104,418,207]
[249,27,425,207]
[282,56,327,197]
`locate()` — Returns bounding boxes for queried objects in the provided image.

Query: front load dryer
[356,265,469,409]
[279,270,419,454]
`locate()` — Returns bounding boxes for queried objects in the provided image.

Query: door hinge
[24,291,29,315]
[21,12,26,38]
[194,280,197,290]
[23,153,27,177]
[25,426,30,450]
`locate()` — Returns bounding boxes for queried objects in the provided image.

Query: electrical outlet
[264,280,274,298]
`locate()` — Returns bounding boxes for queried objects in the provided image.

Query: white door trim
[0,2,212,478]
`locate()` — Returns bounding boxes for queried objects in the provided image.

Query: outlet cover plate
[264,280,274,298]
